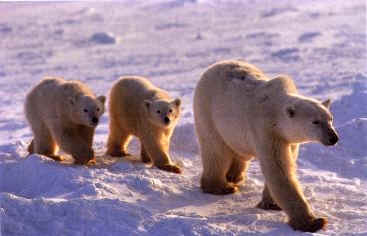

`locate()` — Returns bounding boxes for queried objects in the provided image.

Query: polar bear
[25,77,106,165]
[193,60,339,232]
[106,76,182,174]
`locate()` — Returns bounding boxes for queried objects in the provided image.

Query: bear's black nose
[164,117,170,124]
[92,117,99,124]
[329,134,339,145]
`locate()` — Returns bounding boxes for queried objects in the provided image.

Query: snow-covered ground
[0,1,366,235]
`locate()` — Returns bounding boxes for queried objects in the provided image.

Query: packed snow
[0,0,366,235]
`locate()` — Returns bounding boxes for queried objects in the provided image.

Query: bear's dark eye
[312,120,320,125]
[157,110,161,114]
[169,109,172,113]
[97,108,100,112]
[84,109,88,113]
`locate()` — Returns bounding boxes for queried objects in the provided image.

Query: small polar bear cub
[193,59,339,233]
[106,76,182,174]
[25,77,106,165]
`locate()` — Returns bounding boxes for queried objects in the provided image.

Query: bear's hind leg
[201,149,238,194]
[201,159,237,194]
[257,185,281,211]
[197,126,238,194]
[106,128,132,157]
[226,157,250,185]
[33,124,62,161]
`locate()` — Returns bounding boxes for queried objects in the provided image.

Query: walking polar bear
[193,60,339,232]
[106,76,182,174]
[25,77,106,165]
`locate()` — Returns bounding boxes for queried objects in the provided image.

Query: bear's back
[111,76,169,107]
[109,76,170,131]
[60,79,95,99]
[29,77,63,96]
[195,60,297,109]
[202,60,266,82]
[25,77,64,112]
[114,76,155,98]
[194,60,268,114]
[196,60,268,98]
[25,77,96,120]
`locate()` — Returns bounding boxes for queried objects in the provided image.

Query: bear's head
[69,95,106,127]
[278,96,339,146]
[143,98,181,129]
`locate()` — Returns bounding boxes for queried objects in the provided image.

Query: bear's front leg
[76,126,97,165]
[141,144,152,164]
[140,135,181,174]
[77,126,95,148]
[72,145,95,165]
[57,127,95,165]
[257,138,327,233]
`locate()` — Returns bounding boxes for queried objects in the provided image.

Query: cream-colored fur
[193,59,339,232]
[25,77,106,165]
[106,76,182,174]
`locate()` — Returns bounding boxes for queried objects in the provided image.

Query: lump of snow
[0,24,12,33]
[338,118,367,157]
[89,32,116,45]
[271,48,300,62]
[171,123,199,155]
[298,32,321,43]
[261,7,297,18]
[155,23,187,30]
[331,76,367,126]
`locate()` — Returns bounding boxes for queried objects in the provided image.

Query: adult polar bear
[193,60,339,232]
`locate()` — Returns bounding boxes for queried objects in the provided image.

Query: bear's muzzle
[91,117,99,126]
[325,129,339,146]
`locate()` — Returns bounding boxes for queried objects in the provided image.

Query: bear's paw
[289,217,327,232]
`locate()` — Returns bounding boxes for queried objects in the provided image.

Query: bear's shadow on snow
[15,152,290,231]
[140,191,292,235]
[43,153,146,168]
[138,187,270,216]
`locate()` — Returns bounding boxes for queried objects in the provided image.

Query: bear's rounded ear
[286,106,295,118]
[97,95,106,105]
[144,100,152,110]
[322,99,331,109]
[173,98,181,107]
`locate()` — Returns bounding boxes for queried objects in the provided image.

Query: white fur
[193,60,338,232]
[106,76,182,173]
[25,77,105,164]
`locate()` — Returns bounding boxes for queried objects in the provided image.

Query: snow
[0,0,366,235]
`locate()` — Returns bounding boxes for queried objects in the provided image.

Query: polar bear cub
[107,76,182,174]
[25,77,106,164]
[193,59,339,232]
